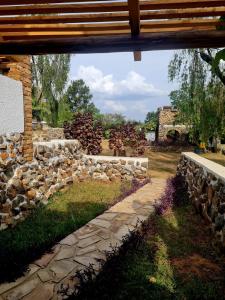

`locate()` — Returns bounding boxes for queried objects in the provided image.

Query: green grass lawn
[74,203,225,300]
[0,180,130,283]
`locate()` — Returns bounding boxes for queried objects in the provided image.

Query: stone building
[155,106,188,143]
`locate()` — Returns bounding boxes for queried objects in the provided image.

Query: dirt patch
[171,254,223,282]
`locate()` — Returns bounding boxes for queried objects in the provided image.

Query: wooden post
[4,56,33,162]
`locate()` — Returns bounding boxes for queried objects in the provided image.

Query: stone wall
[33,128,65,142]
[0,140,148,230]
[177,152,225,248]
[156,106,188,142]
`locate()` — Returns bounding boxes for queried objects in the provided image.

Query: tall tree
[144,111,157,131]
[32,54,71,127]
[65,79,93,113]
[168,49,225,144]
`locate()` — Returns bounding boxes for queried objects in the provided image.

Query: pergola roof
[0,0,225,58]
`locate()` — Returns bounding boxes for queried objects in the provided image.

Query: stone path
[0,178,166,300]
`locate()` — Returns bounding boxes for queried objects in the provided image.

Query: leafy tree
[65,79,93,113]
[168,49,225,145]
[32,54,71,127]
[144,111,157,131]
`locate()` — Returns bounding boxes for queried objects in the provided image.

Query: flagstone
[50,260,77,282]
[37,270,52,283]
[74,257,100,271]
[55,247,75,261]
[35,245,60,268]
[76,245,97,256]
[77,236,102,248]
[113,225,131,241]
[5,277,40,300]
[59,234,77,246]
[89,218,112,229]
[76,229,100,240]
[97,229,111,240]
[22,283,54,300]
[97,212,117,221]
[0,265,39,295]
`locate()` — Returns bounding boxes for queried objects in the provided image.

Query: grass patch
[0,180,131,283]
[201,152,225,167]
[73,182,225,300]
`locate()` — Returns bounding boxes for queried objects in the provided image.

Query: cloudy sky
[70,50,178,121]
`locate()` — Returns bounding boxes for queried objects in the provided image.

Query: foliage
[32,54,71,127]
[155,175,188,215]
[168,49,225,143]
[97,113,126,138]
[0,180,129,283]
[57,98,74,127]
[32,96,51,122]
[64,112,103,155]
[109,123,148,156]
[144,111,158,131]
[65,79,94,113]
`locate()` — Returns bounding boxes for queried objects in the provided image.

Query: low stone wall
[0,133,24,174]
[32,128,65,142]
[0,139,148,230]
[177,152,225,247]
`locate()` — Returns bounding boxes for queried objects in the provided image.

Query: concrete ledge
[182,152,225,182]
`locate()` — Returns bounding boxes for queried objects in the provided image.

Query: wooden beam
[0,0,115,4]
[0,2,128,15]
[0,0,224,6]
[141,7,225,20]
[128,0,140,35]
[0,7,224,25]
[0,30,225,55]
[141,18,225,29]
[0,0,224,16]
[0,12,129,24]
[0,23,130,32]
[0,18,223,33]
[133,51,141,61]
[0,25,216,40]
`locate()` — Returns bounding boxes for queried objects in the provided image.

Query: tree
[64,112,103,155]
[144,111,157,131]
[168,49,225,144]
[65,79,93,113]
[32,54,71,127]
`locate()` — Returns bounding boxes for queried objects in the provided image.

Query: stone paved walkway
[0,178,166,300]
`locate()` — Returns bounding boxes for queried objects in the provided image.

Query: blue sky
[70,50,177,121]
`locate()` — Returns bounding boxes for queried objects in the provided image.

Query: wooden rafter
[0,0,224,54]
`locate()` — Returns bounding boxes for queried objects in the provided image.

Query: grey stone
[50,260,76,282]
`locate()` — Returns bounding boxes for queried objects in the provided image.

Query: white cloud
[103,100,126,113]
[72,65,170,121]
[74,65,167,99]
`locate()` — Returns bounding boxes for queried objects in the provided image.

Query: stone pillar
[4,56,33,162]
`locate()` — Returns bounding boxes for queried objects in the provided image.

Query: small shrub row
[155,175,189,215]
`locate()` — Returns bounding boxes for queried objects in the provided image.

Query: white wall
[0,75,24,135]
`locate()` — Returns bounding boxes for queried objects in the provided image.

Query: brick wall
[3,56,33,162]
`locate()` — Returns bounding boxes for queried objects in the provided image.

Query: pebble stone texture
[0,138,148,230]
[177,152,225,248]
[0,178,166,300]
